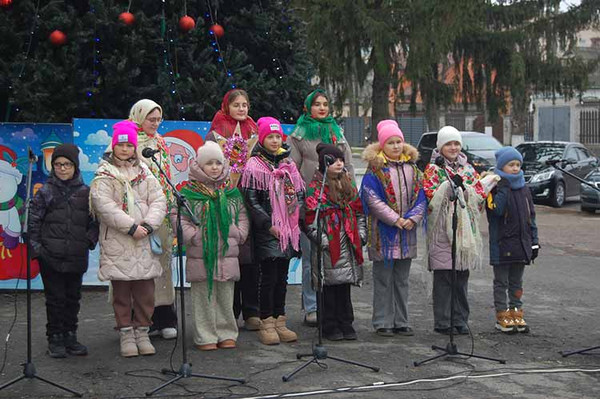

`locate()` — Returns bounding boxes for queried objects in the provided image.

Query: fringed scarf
[360,152,427,263]
[209,90,258,140]
[304,173,364,266]
[90,159,147,217]
[180,181,243,298]
[137,131,175,207]
[291,89,343,144]
[240,146,305,252]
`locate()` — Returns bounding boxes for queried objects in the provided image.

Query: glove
[451,174,464,190]
[531,245,539,261]
[0,229,19,249]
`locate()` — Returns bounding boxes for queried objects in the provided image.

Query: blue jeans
[300,233,317,313]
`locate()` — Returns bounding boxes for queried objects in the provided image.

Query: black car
[416,131,504,173]
[581,168,600,213]
[516,141,598,208]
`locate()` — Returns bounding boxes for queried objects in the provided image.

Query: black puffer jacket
[240,144,304,262]
[28,172,99,273]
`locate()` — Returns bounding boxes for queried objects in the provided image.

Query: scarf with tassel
[90,160,147,218]
[180,181,243,298]
[291,89,344,144]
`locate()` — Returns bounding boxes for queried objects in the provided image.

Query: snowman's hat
[0,146,23,183]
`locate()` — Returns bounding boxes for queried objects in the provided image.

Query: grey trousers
[493,264,525,311]
[432,270,470,329]
[190,281,238,346]
[372,259,412,329]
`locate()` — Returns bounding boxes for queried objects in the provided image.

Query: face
[228,94,249,122]
[310,94,329,119]
[202,159,224,179]
[141,108,162,136]
[52,156,75,181]
[263,133,282,154]
[441,141,461,161]
[383,136,404,160]
[113,143,136,161]
[502,160,522,175]
[326,158,345,176]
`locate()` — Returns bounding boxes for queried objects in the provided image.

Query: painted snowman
[0,146,24,257]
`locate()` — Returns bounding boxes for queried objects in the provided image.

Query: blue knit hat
[495,146,523,170]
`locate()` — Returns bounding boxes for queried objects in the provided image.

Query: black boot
[63,331,88,356]
[47,334,67,358]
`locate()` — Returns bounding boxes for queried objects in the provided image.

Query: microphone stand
[144,155,245,396]
[414,166,505,367]
[282,170,380,382]
[0,149,82,397]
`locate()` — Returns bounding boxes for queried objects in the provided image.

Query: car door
[575,147,597,180]
[563,146,580,197]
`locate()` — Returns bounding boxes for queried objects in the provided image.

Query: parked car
[515,141,598,208]
[416,131,504,173]
[581,168,600,213]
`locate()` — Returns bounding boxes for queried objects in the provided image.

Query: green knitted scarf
[293,89,343,144]
[180,181,243,297]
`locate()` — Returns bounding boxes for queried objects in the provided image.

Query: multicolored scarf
[0,194,24,223]
[360,152,427,262]
[180,181,244,298]
[240,146,305,252]
[90,160,147,216]
[304,173,364,266]
[209,89,258,140]
[137,131,174,207]
[292,89,343,144]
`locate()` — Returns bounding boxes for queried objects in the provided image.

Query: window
[419,134,437,150]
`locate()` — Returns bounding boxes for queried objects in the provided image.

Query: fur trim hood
[361,142,419,169]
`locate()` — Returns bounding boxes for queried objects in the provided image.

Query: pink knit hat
[257,116,284,145]
[377,119,404,147]
[111,120,139,149]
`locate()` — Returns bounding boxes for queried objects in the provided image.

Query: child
[240,117,305,345]
[178,141,249,351]
[360,120,427,337]
[423,126,487,335]
[29,144,99,358]
[90,120,167,357]
[303,143,366,341]
[487,146,539,333]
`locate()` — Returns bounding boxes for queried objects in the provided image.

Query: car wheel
[551,181,565,208]
[581,205,595,214]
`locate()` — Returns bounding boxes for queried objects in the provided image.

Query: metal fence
[580,108,600,144]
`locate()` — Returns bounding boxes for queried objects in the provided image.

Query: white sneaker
[161,327,177,340]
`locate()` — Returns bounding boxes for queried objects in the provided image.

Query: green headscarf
[292,89,343,144]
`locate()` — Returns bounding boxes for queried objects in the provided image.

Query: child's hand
[401,218,415,230]
[133,225,149,240]
[395,218,405,230]
[269,226,280,239]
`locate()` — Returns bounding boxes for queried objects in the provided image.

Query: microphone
[434,155,465,208]
[142,147,160,158]
[434,156,445,168]
[324,154,336,166]
[27,147,38,162]
[545,158,575,167]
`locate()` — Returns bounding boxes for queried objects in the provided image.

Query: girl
[240,117,305,345]
[207,89,260,332]
[289,89,354,327]
[29,144,98,358]
[487,146,538,333]
[129,99,177,340]
[303,143,365,341]
[178,142,249,351]
[360,120,427,337]
[423,126,488,335]
[90,120,166,357]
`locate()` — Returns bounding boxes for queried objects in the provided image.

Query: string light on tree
[204,2,235,88]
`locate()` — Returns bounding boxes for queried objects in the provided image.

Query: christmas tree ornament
[119,12,135,26]
[0,0,13,9]
[179,15,195,33]
[210,23,224,38]
[49,30,67,46]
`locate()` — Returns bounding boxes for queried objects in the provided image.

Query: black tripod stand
[548,160,600,359]
[414,169,505,367]
[282,166,380,382]
[143,152,245,396]
[0,148,82,397]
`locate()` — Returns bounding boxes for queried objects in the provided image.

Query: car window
[586,171,600,182]
[517,144,566,163]
[419,134,437,149]
[462,135,503,151]
[573,147,588,161]
[565,147,578,161]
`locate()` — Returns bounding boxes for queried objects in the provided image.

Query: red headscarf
[209,89,258,140]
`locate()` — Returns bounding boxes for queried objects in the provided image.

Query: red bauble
[0,0,13,9]
[49,30,67,46]
[179,15,195,33]
[210,24,224,38]
[118,12,135,26]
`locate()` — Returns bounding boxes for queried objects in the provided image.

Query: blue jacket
[486,180,538,266]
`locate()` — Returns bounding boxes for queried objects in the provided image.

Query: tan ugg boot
[244,317,261,331]
[274,315,297,342]
[119,327,139,358]
[257,317,280,345]
[134,327,156,355]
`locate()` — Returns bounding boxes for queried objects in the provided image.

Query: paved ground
[1,197,599,398]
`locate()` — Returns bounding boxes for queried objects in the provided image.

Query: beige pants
[154,220,175,306]
[190,281,238,345]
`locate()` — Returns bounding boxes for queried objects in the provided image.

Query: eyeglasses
[53,162,74,170]
[145,117,163,124]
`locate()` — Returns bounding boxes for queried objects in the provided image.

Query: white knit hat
[196,141,225,167]
[436,126,462,150]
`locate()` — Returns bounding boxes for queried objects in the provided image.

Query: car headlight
[530,170,555,183]
[471,157,489,168]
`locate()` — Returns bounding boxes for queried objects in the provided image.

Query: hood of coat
[362,142,419,169]
[189,157,231,189]
[101,151,140,167]
[251,142,291,165]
